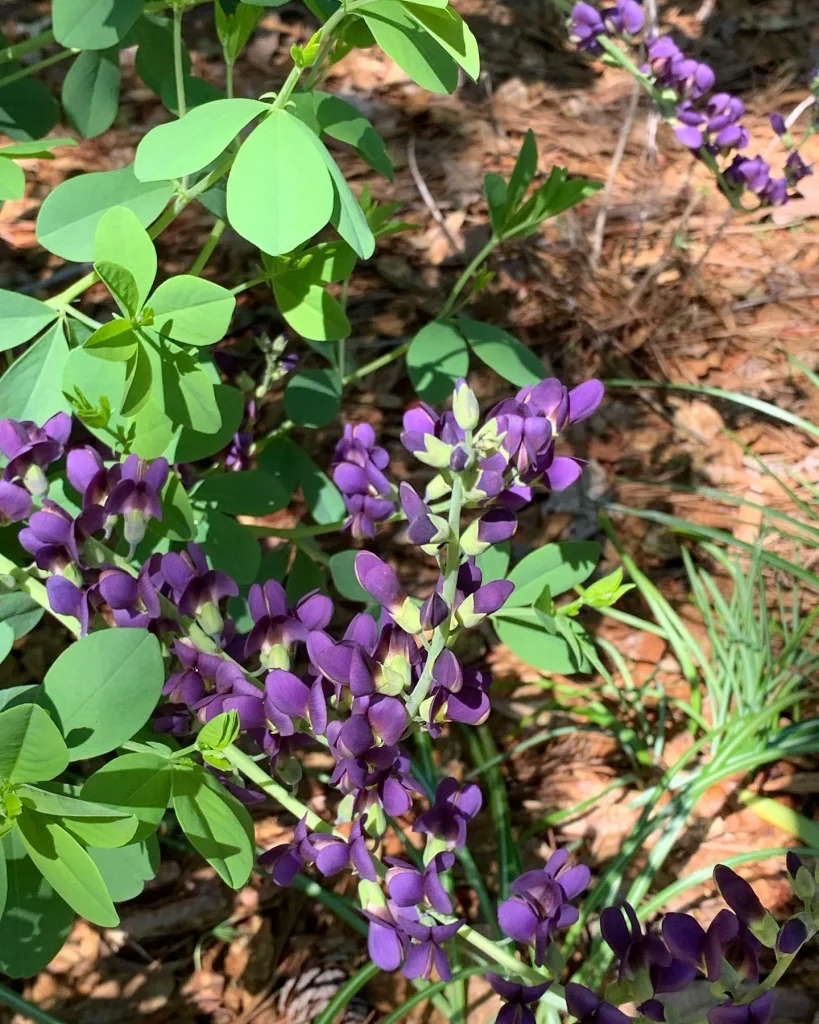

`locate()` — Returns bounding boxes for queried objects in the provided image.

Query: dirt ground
[2,0,819,1020]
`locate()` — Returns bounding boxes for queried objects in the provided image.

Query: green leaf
[18,783,135,821]
[330,550,370,602]
[62,48,121,138]
[321,146,376,259]
[195,470,290,516]
[82,753,172,843]
[256,437,300,504]
[152,473,196,542]
[197,710,240,752]
[42,629,165,759]
[133,14,191,96]
[0,156,25,200]
[475,540,511,583]
[407,318,469,401]
[0,76,60,143]
[284,368,342,427]
[506,129,538,213]
[311,91,393,180]
[0,592,43,641]
[227,108,334,255]
[196,511,261,584]
[0,704,69,784]
[0,621,13,663]
[361,1,459,94]
[37,164,174,262]
[0,843,6,921]
[273,272,350,343]
[53,0,142,49]
[216,1,264,63]
[299,240,357,285]
[286,547,326,604]
[0,831,73,978]
[84,320,138,362]
[95,206,157,308]
[94,260,141,318]
[402,3,479,79]
[171,764,255,888]
[17,811,119,927]
[0,322,70,425]
[493,614,591,674]
[170,384,245,463]
[295,446,346,524]
[0,289,58,351]
[89,835,160,902]
[135,98,268,182]
[504,167,601,239]
[149,275,236,346]
[456,316,544,387]
[483,172,508,236]
[122,339,153,417]
[62,814,138,849]
[504,541,601,608]
[0,138,76,158]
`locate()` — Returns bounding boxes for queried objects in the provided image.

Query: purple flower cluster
[332,422,395,539]
[0,414,71,525]
[569,1,813,207]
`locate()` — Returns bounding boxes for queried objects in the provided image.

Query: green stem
[190,219,226,276]
[0,554,80,638]
[0,983,68,1024]
[172,5,188,189]
[232,271,273,295]
[0,29,56,65]
[225,60,235,99]
[343,341,409,386]
[64,305,101,331]
[439,236,499,320]
[224,742,330,829]
[0,48,74,90]
[406,474,464,720]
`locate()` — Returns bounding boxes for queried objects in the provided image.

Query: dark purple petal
[498,896,538,945]
[99,569,139,609]
[387,864,425,907]
[663,912,706,966]
[558,863,591,899]
[314,837,350,877]
[338,714,375,757]
[295,590,333,630]
[368,696,407,745]
[777,917,808,955]
[381,776,412,817]
[350,836,377,881]
[676,124,705,149]
[420,591,449,630]
[0,480,32,524]
[714,865,766,924]
[265,669,310,717]
[477,508,517,545]
[473,579,515,615]
[355,551,404,611]
[564,983,600,1019]
[368,921,404,971]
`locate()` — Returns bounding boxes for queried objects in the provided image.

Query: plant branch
[0,553,81,638]
[0,29,56,65]
[439,237,499,320]
[0,48,74,89]
[190,219,226,276]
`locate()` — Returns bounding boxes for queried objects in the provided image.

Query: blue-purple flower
[0,413,71,496]
[487,973,552,1024]
[707,993,774,1024]
[498,849,590,965]
[105,454,169,552]
[565,983,630,1024]
[413,777,482,850]
[385,851,455,914]
[0,480,31,526]
[161,543,238,636]
[332,422,395,539]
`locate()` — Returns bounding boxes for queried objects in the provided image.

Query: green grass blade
[314,961,380,1024]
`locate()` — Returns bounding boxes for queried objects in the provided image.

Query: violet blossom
[413,777,482,850]
[487,973,552,1024]
[105,454,169,552]
[332,422,395,539]
[0,413,71,496]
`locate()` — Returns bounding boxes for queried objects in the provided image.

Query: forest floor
[2,0,819,1020]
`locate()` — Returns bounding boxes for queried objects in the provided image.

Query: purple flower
[154,702,190,735]
[66,446,118,510]
[401,917,464,981]
[245,579,332,669]
[420,591,449,630]
[777,916,808,955]
[264,668,327,737]
[487,974,552,1024]
[413,777,482,850]
[603,0,644,37]
[354,551,420,633]
[105,454,168,551]
[564,984,631,1024]
[663,908,759,983]
[362,902,413,972]
[386,851,455,914]
[46,574,98,636]
[770,112,787,136]
[707,993,774,1024]
[0,480,32,525]
[602,903,673,980]
[400,402,467,470]
[461,508,517,556]
[498,849,590,965]
[0,413,71,496]
[786,150,812,185]
[99,559,163,629]
[19,500,104,573]
[259,817,312,886]
[713,865,766,925]
[332,422,395,539]
[161,543,239,636]
[400,483,450,550]
[306,815,377,881]
[570,3,606,53]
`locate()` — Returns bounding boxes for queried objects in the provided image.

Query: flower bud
[407,513,450,548]
[198,600,225,640]
[420,592,449,630]
[456,580,515,628]
[460,509,517,556]
[23,463,48,497]
[415,435,456,469]
[452,378,480,431]
[777,915,810,955]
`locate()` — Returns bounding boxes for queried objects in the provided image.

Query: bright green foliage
[362,1,461,94]
[82,753,172,843]
[196,511,261,583]
[90,836,160,902]
[309,91,394,180]
[0,290,58,352]
[456,316,545,387]
[171,764,255,888]
[36,164,173,261]
[53,0,142,49]
[133,14,191,97]
[0,622,13,663]
[0,705,69,785]
[62,49,122,138]
[95,206,157,308]
[135,98,268,182]
[0,321,70,423]
[503,541,601,608]
[0,157,25,200]
[273,272,351,342]
[408,319,469,401]
[330,550,371,602]
[197,710,241,769]
[227,109,335,255]
[285,368,343,428]
[0,593,44,642]
[195,470,291,516]
[42,629,165,759]
[150,275,236,346]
